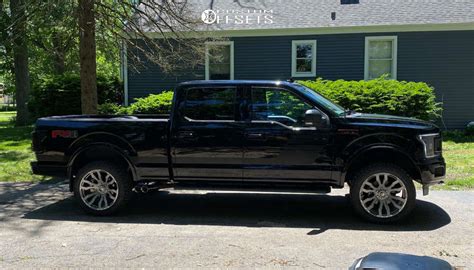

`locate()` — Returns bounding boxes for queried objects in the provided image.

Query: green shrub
[298,77,441,120]
[98,91,174,115]
[97,103,130,115]
[28,73,123,118]
[129,91,174,114]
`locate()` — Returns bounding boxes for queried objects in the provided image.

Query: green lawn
[0,112,50,182]
[0,111,473,189]
[440,132,474,190]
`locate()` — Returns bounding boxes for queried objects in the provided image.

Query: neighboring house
[0,83,5,104]
[0,83,13,106]
[124,0,474,129]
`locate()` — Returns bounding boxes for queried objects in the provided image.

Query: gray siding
[127,30,474,129]
[396,31,474,129]
[127,44,204,101]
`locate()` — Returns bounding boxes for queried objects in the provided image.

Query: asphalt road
[0,181,473,269]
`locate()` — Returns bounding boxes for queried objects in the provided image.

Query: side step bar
[134,181,333,194]
[163,182,330,194]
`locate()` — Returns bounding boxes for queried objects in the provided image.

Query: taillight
[51,130,78,139]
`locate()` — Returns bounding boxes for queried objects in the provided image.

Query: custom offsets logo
[201,9,274,25]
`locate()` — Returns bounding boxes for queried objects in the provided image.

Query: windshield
[293,84,345,115]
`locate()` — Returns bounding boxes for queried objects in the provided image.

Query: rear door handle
[178,131,195,139]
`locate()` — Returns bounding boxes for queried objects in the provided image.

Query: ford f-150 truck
[31,80,446,223]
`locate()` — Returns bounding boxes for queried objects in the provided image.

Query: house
[123,0,474,129]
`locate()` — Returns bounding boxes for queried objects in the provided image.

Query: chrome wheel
[359,173,408,218]
[79,169,119,211]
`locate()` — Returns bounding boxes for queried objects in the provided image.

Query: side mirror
[304,109,329,128]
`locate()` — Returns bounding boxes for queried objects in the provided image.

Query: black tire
[349,163,416,223]
[73,161,133,216]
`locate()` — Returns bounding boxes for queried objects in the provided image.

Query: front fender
[344,145,417,172]
[339,133,420,182]
[342,132,414,160]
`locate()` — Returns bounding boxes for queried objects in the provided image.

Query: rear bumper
[418,158,446,186]
[31,162,67,178]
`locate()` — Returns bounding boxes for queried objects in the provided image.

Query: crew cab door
[170,86,244,181]
[243,86,333,182]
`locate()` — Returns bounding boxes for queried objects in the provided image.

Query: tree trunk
[78,0,97,114]
[52,32,66,74]
[10,0,30,126]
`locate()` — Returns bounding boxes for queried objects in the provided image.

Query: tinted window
[293,84,345,115]
[251,87,312,127]
[184,87,236,120]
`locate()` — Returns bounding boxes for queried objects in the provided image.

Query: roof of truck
[178,80,295,87]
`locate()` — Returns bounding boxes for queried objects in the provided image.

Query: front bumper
[31,161,67,178]
[418,157,446,186]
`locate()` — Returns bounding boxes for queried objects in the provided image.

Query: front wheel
[73,161,133,216]
[350,163,416,223]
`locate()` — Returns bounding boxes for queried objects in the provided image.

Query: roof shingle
[187,0,474,31]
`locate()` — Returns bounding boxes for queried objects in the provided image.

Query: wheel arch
[67,142,137,192]
[343,146,421,185]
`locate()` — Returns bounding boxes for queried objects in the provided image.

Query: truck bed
[32,114,171,181]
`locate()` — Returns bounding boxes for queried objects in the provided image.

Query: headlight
[418,133,442,158]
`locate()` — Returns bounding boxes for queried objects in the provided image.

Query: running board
[171,182,332,194]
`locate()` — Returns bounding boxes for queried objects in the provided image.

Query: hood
[343,113,439,131]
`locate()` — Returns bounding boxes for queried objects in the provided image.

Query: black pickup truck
[31,80,445,223]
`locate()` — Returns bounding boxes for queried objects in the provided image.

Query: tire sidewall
[73,161,132,216]
[350,163,416,223]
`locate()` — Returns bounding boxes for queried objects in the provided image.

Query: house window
[365,36,398,80]
[292,40,317,77]
[341,0,359,4]
[205,41,234,80]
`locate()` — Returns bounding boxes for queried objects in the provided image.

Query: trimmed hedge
[96,102,129,115]
[129,91,174,114]
[29,74,123,118]
[298,77,441,120]
[98,90,174,115]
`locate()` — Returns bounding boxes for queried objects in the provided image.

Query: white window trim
[205,41,234,80]
[364,36,398,80]
[291,40,317,77]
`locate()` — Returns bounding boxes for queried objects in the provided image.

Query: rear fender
[66,133,137,191]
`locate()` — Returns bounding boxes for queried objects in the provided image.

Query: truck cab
[32,80,446,223]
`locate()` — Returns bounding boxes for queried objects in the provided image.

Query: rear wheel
[350,163,416,223]
[74,161,133,215]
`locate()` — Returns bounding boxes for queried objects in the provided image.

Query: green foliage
[28,73,123,118]
[266,89,310,120]
[97,102,129,115]
[129,91,174,114]
[298,77,442,120]
[98,91,174,115]
[0,105,16,112]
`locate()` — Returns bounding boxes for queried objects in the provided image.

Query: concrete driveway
[0,181,473,269]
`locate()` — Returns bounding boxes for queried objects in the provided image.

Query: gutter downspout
[121,40,129,106]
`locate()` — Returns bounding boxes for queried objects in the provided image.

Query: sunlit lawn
[0,111,472,189]
[440,132,474,190]
[0,111,50,182]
